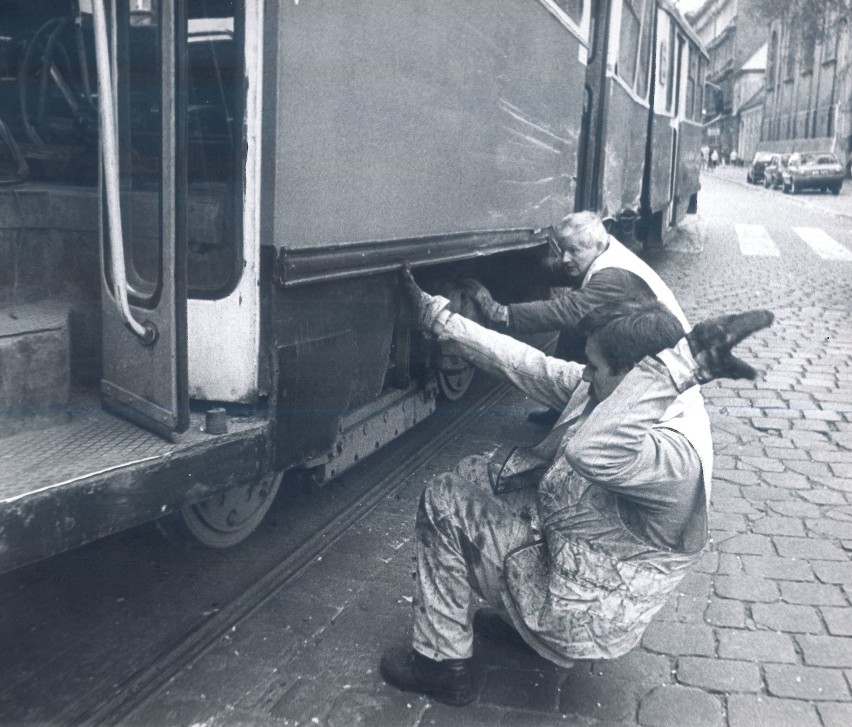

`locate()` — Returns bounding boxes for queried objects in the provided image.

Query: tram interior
[0,0,241,439]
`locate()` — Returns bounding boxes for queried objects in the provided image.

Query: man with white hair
[464,211,689,426]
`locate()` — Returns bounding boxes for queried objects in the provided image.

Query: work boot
[473,608,534,652]
[527,407,560,427]
[380,647,473,706]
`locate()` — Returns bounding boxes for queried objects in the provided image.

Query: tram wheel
[157,472,282,549]
[436,360,476,401]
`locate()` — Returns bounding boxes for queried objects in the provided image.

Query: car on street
[782,152,845,195]
[747,151,774,184]
[763,154,789,189]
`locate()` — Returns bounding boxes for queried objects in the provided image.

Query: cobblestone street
[100,171,852,726]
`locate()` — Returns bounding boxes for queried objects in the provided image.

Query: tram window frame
[617,0,641,89]
[686,46,697,122]
[664,21,676,113]
[552,0,584,24]
[634,0,653,98]
[183,1,246,301]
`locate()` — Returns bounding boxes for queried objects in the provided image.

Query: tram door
[97,0,189,440]
[575,0,610,212]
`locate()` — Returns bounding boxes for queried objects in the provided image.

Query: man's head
[578,299,686,401]
[550,212,609,279]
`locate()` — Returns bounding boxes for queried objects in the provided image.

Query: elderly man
[465,211,689,426]
[380,268,773,706]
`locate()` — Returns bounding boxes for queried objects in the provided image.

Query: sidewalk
[709,163,852,221]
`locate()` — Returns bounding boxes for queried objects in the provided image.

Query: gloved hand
[400,265,443,330]
[458,279,508,324]
[686,309,775,382]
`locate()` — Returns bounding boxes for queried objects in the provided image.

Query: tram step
[0,301,71,438]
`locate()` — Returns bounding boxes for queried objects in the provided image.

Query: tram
[0,0,706,573]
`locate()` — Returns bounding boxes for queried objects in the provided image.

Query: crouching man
[380,267,773,706]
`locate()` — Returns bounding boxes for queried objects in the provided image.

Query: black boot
[473,608,534,652]
[380,647,473,706]
[527,408,560,427]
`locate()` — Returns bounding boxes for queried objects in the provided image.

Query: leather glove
[686,309,774,382]
[458,279,508,324]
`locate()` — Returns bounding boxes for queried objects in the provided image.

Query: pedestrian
[710,148,719,170]
[701,145,710,170]
[380,272,773,706]
[461,211,690,426]
[729,150,738,166]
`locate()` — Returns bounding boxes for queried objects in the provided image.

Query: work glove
[400,265,446,330]
[458,279,508,324]
[685,309,775,382]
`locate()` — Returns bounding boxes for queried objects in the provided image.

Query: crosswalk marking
[734,223,780,256]
[792,227,852,261]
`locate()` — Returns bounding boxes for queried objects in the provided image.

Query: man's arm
[413,293,585,410]
[506,269,655,334]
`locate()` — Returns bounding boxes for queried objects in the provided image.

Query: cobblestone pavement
[124,172,852,726]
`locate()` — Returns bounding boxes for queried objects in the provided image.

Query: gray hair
[554,211,608,252]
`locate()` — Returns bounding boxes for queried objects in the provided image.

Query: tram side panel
[260,0,590,472]
[675,119,702,219]
[599,80,650,220]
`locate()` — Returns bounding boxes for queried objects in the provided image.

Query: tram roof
[657,0,709,60]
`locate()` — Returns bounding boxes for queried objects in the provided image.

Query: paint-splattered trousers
[412,453,544,663]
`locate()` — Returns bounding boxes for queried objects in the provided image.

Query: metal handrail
[91,0,155,344]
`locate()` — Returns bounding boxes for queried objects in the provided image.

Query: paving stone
[821,607,852,636]
[774,537,848,561]
[715,534,774,556]
[812,560,852,584]
[751,516,807,536]
[741,555,814,581]
[693,551,719,574]
[739,456,787,473]
[728,693,823,727]
[767,501,824,519]
[759,472,811,490]
[479,667,562,712]
[761,407,803,419]
[637,685,722,727]
[818,702,852,727]
[751,417,790,431]
[812,450,852,464]
[804,409,843,422]
[740,485,795,502]
[588,650,674,684]
[781,462,834,480]
[766,446,808,460]
[806,518,852,540]
[797,635,852,667]
[714,575,779,602]
[764,663,850,700]
[676,656,760,693]
[641,622,715,657]
[676,572,714,597]
[779,580,848,606]
[717,553,743,575]
[708,512,748,532]
[705,598,746,628]
[675,593,709,624]
[820,477,852,494]
[801,490,849,505]
[751,603,823,633]
[714,468,761,486]
[711,496,760,514]
[557,669,643,722]
[716,629,798,663]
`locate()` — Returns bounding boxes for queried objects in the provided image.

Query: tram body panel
[263,0,586,283]
[599,79,649,218]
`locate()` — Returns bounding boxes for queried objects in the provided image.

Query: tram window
[618,0,641,86]
[665,22,676,112]
[184,0,244,300]
[552,0,584,24]
[686,49,696,121]
[634,0,653,98]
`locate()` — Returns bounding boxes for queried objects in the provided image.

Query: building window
[784,30,796,81]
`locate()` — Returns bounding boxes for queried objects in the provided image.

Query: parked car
[763,154,790,189]
[782,152,845,195]
[747,151,774,184]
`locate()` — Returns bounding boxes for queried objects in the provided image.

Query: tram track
[65,380,512,726]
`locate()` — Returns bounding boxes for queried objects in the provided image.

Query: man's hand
[686,310,775,382]
[458,279,508,324]
[400,265,436,329]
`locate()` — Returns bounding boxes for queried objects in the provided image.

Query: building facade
[759,9,852,173]
[687,0,767,160]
